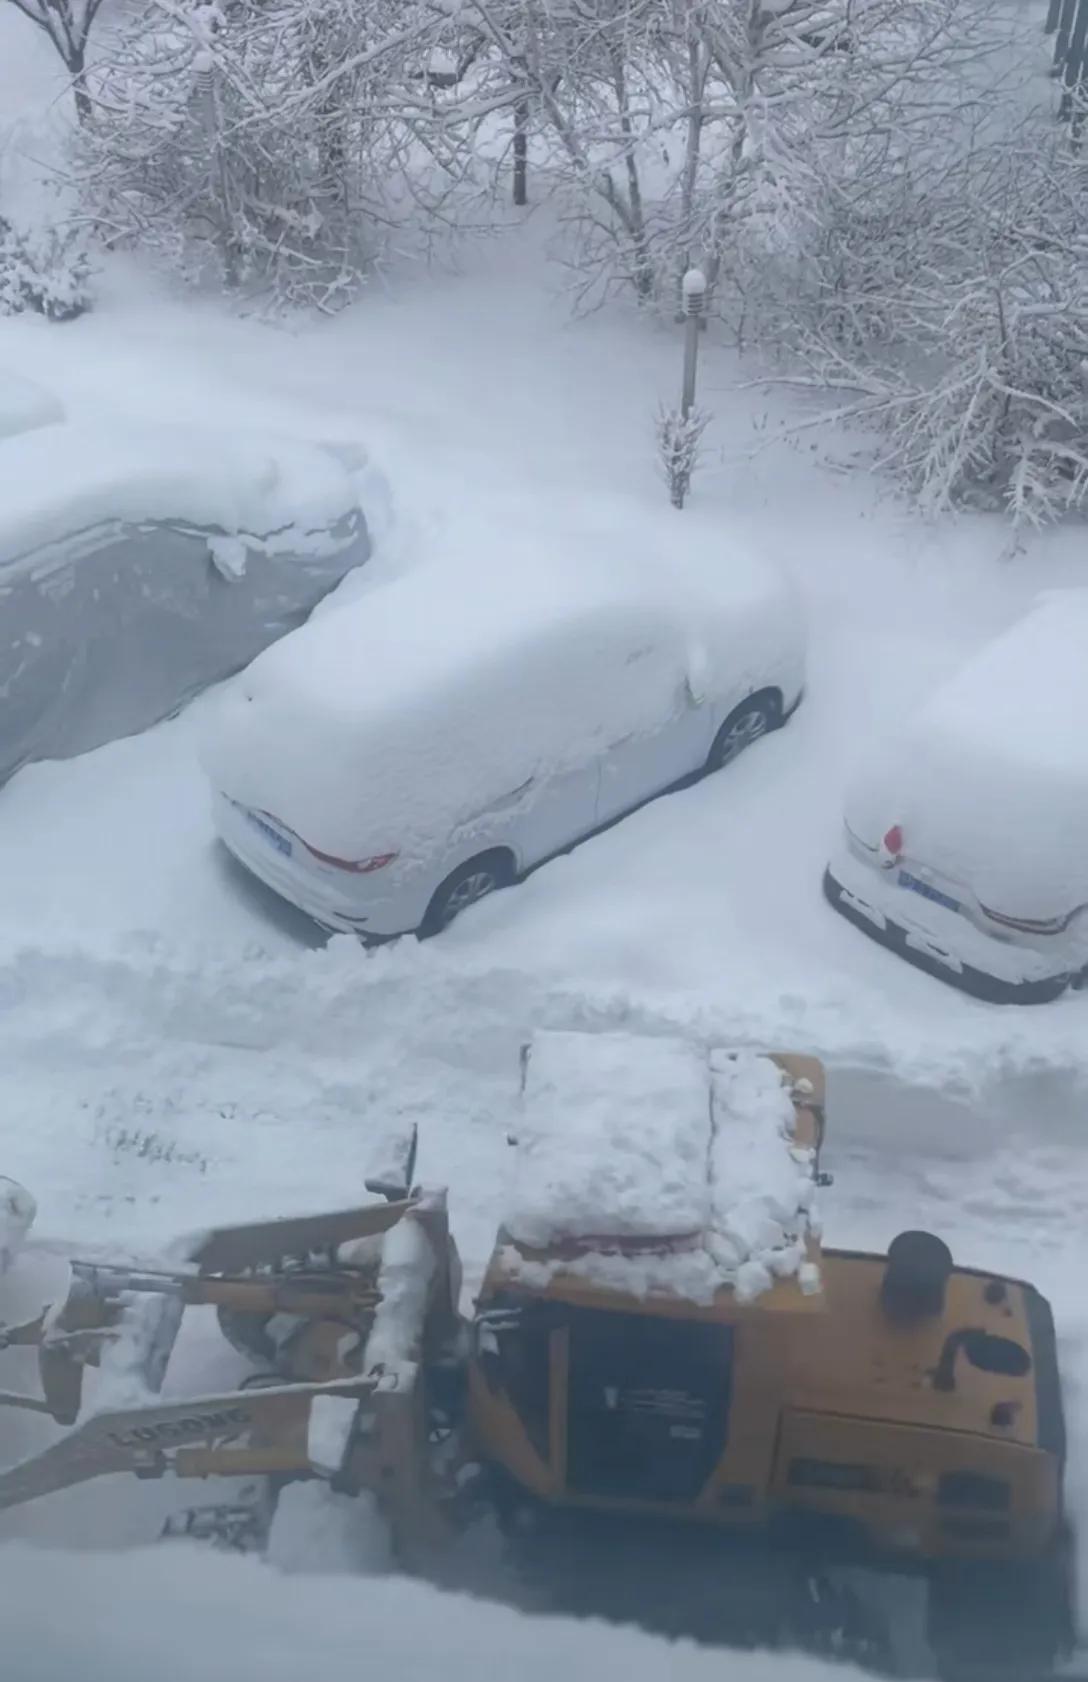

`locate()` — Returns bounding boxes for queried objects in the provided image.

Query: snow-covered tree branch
[3,0,105,120]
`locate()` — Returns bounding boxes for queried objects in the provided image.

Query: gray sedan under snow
[0,420,375,783]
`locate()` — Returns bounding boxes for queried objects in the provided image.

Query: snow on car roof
[503,1031,819,1305]
[845,591,1088,919]
[200,544,795,860]
[0,369,63,442]
[0,421,362,570]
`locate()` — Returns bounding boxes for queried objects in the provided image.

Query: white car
[824,592,1088,1005]
[203,547,804,939]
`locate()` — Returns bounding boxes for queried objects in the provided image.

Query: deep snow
[3,4,1088,1671]
[0,1537,870,1682]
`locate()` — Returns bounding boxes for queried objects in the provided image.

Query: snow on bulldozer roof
[504,1031,820,1305]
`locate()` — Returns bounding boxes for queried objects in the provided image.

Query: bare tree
[3,0,105,121]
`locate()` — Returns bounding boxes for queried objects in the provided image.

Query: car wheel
[419,852,515,938]
[705,691,782,773]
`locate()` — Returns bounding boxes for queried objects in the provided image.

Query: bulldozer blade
[187,1196,415,1273]
[0,1375,375,1512]
[0,1308,49,1351]
[34,1266,186,1426]
[365,1124,419,1204]
[0,1389,55,1415]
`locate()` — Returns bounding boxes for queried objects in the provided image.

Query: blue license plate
[246,811,292,858]
[898,869,959,913]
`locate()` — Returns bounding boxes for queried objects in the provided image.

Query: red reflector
[882,824,903,857]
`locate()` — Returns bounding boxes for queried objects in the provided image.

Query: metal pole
[512,55,528,207]
[681,316,700,419]
[1055,0,1078,72]
[680,267,706,419]
[1060,0,1088,126]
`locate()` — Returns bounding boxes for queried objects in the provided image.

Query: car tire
[419,851,516,939]
[705,690,782,774]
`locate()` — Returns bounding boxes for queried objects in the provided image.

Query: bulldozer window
[564,1309,733,1504]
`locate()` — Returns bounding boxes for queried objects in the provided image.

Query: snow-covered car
[0,422,375,784]
[203,547,805,939]
[0,368,63,441]
[824,592,1088,1005]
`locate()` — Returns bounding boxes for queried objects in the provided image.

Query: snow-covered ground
[3,1537,865,1682]
[3,4,1088,1668]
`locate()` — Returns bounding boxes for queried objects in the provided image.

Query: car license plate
[246,810,292,858]
[898,869,959,914]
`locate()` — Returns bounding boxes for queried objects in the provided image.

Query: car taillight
[978,901,1081,937]
[299,841,398,874]
[878,823,903,868]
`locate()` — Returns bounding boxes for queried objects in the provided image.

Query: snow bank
[505,1033,817,1304]
[200,543,798,863]
[843,592,1088,921]
[0,1539,869,1682]
[0,369,63,442]
[0,422,365,567]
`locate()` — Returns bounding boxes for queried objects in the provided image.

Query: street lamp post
[680,266,707,420]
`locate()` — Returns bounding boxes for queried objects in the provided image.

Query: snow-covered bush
[742,115,1088,521]
[0,213,92,320]
[656,402,710,509]
[70,0,494,310]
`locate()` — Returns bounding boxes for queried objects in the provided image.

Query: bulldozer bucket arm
[0,1375,375,1511]
[1,1172,422,1424]
[0,1191,461,1557]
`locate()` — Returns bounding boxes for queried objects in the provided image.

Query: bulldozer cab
[469,1032,1064,1570]
[469,1032,828,1515]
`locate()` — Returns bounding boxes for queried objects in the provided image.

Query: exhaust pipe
[881,1230,953,1324]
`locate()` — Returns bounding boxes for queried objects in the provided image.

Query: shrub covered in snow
[746,124,1088,522]
[0,214,92,321]
[70,0,493,311]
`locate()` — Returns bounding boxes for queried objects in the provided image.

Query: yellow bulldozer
[0,1032,1076,1679]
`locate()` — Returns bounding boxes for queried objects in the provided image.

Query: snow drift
[0,1539,873,1682]
[0,369,62,442]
